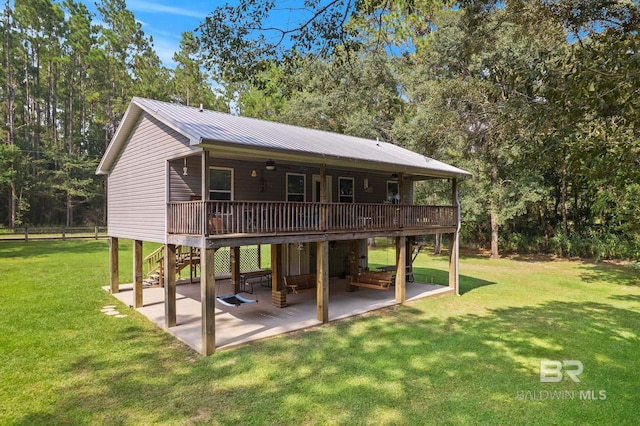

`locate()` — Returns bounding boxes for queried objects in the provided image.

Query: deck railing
[167,201,457,236]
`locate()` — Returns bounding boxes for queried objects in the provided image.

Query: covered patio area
[107,278,452,353]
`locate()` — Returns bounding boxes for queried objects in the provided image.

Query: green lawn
[1,240,639,425]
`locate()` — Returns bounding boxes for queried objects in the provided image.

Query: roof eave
[96,102,142,175]
[96,98,201,175]
[199,138,471,180]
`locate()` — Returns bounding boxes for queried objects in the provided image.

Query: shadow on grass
[8,243,638,424]
[507,253,558,263]
[410,266,495,295]
[17,295,639,425]
[608,294,640,303]
[578,261,640,287]
[0,239,109,259]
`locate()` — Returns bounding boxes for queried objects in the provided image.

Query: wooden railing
[167,201,457,236]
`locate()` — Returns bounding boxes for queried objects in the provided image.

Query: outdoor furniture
[347,270,393,290]
[240,269,272,293]
[283,273,317,294]
[216,293,258,307]
[377,265,415,282]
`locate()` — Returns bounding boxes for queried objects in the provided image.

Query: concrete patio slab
[106,278,452,353]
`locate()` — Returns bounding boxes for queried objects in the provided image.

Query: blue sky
[80,0,309,69]
[125,0,212,67]
[81,0,217,68]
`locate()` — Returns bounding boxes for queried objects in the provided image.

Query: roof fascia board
[200,139,469,180]
[136,100,201,146]
[96,99,201,175]
[96,102,142,174]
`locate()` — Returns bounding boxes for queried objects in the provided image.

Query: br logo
[539,360,584,383]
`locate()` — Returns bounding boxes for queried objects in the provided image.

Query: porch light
[183,158,188,176]
[251,170,257,177]
[265,160,276,171]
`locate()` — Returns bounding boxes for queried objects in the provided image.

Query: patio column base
[272,290,287,308]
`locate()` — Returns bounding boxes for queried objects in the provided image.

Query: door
[312,175,332,202]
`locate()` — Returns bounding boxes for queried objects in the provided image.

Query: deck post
[164,243,177,328]
[406,237,413,282]
[133,239,143,307]
[271,244,286,308]
[109,237,119,293]
[395,236,406,303]
[398,172,405,228]
[449,179,460,295]
[231,246,240,293]
[319,164,327,230]
[201,151,210,236]
[201,247,216,355]
[317,240,329,323]
[346,240,361,292]
[350,240,360,277]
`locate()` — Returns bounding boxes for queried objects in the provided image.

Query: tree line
[0,0,227,229]
[1,0,638,260]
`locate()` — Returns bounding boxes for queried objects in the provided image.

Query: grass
[1,239,639,425]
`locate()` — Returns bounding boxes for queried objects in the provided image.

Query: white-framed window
[338,177,354,203]
[287,173,306,202]
[387,181,399,204]
[209,167,233,200]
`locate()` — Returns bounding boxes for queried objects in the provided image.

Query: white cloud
[128,0,208,19]
[149,35,179,68]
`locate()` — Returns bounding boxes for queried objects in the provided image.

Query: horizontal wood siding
[169,156,202,201]
[107,114,195,242]
[205,159,415,204]
[209,159,291,201]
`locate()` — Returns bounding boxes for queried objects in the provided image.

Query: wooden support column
[109,237,119,293]
[133,239,143,307]
[319,163,328,229]
[164,243,177,328]
[317,240,329,323]
[271,244,286,307]
[405,237,413,283]
[350,240,360,277]
[398,172,405,228]
[395,236,407,303]
[201,151,210,235]
[449,178,460,295]
[201,247,216,356]
[346,240,361,292]
[231,246,240,294]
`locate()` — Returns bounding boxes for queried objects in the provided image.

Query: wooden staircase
[144,245,201,287]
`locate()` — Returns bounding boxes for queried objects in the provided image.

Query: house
[96,97,471,355]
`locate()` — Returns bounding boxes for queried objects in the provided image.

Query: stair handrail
[145,245,166,277]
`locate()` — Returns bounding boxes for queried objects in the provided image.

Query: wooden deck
[168,201,457,241]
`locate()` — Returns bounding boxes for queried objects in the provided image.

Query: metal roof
[97,97,471,179]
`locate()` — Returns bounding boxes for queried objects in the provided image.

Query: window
[209,167,233,200]
[387,181,399,204]
[287,173,306,202]
[338,177,354,203]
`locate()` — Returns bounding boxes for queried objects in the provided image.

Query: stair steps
[144,245,201,287]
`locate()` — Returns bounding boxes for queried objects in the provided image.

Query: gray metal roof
[97,97,471,179]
